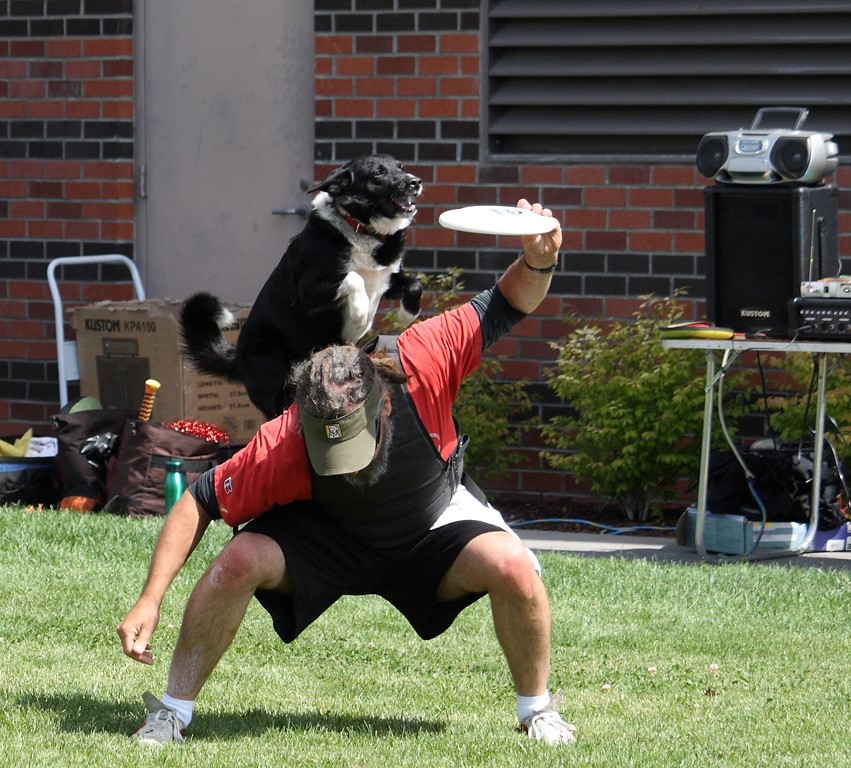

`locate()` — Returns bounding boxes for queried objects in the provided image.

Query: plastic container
[163,458,187,514]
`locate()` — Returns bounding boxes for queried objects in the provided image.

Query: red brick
[100,221,134,240]
[460,55,479,75]
[520,166,562,185]
[11,40,45,58]
[7,320,45,339]
[585,187,627,207]
[0,100,27,118]
[587,230,627,251]
[653,165,700,186]
[437,165,477,183]
[0,220,27,237]
[0,60,28,78]
[48,201,83,218]
[336,57,375,76]
[630,231,673,252]
[440,33,479,54]
[335,99,376,118]
[66,60,101,78]
[64,221,101,239]
[397,35,437,53]
[30,181,63,198]
[11,80,44,98]
[609,165,651,185]
[46,39,82,57]
[419,55,459,75]
[398,76,437,97]
[9,200,44,218]
[357,78,395,97]
[612,208,652,229]
[605,297,645,319]
[29,220,64,238]
[28,101,64,119]
[440,76,478,97]
[66,101,100,119]
[460,99,479,118]
[316,78,353,97]
[84,79,133,99]
[674,232,705,253]
[564,166,606,185]
[315,35,353,55]
[377,56,415,76]
[654,210,696,230]
[418,99,458,118]
[629,188,673,207]
[376,99,415,118]
[84,39,133,58]
[83,162,134,180]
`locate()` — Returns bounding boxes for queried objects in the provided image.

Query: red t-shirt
[212,302,483,526]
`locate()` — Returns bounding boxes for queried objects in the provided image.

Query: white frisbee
[438,205,557,236]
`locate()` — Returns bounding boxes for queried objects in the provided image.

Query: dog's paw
[338,273,372,342]
[395,306,419,328]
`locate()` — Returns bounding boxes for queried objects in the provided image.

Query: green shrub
[541,294,750,520]
[765,353,851,457]
[377,269,532,479]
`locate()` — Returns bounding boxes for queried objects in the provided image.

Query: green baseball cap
[299,380,382,476]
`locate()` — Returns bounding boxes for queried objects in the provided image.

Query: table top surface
[662,337,851,353]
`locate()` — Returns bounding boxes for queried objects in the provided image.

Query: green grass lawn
[1,505,849,767]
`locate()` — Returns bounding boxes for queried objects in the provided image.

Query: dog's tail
[179,292,244,383]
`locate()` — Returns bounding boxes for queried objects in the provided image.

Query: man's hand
[496,199,562,314]
[517,198,561,269]
[116,599,160,665]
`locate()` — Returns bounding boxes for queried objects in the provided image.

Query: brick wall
[0,1,135,432]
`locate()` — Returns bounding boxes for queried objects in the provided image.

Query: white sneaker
[519,690,576,745]
[131,691,186,745]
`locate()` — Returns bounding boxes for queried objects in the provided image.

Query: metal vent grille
[486,0,851,160]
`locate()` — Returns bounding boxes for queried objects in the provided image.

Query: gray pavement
[515,529,851,569]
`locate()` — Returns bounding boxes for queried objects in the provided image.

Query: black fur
[180,154,423,419]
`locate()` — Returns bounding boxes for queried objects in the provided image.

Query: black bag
[707,445,849,529]
[103,420,218,516]
[0,452,60,506]
[51,408,136,507]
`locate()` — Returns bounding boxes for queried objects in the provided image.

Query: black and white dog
[180,154,423,419]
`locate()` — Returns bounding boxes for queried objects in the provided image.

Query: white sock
[161,693,194,727]
[516,691,550,721]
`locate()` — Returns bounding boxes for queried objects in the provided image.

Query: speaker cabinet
[705,184,839,335]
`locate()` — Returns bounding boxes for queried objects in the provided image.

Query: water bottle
[164,459,187,514]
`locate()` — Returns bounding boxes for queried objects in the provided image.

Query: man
[117,199,575,747]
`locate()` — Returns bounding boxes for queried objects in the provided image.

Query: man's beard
[342,418,394,488]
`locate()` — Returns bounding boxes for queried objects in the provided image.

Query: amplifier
[789,297,851,339]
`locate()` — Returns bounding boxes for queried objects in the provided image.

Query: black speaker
[696,135,729,179]
[705,184,839,335]
[769,137,811,180]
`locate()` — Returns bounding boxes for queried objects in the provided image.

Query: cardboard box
[70,300,264,445]
[807,522,851,553]
[677,507,808,556]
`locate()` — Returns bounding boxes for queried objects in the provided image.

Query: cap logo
[325,424,344,440]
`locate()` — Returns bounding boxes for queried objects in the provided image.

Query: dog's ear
[308,165,353,196]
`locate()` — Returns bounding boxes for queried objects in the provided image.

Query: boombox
[696,107,839,185]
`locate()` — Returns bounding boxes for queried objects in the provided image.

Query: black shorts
[239,502,504,643]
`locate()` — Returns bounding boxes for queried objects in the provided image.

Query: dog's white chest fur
[313,191,415,342]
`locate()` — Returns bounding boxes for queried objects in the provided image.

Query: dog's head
[310,154,422,236]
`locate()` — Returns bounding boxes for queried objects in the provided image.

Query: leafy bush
[377,269,532,479]
[541,294,750,520]
[765,352,851,458]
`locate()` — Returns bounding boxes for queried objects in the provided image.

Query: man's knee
[206,533,286,593]
[470,533,542,598]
